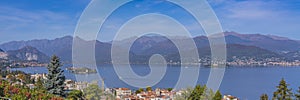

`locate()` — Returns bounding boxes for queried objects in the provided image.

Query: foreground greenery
[260,78,300,100]
[174,85,222,100]
[0,56,117,100]
[45,55,66,97]
[0,80,64,100]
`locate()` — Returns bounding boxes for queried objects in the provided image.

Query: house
[75,81,88,90]
[223,95,239,100]
[115,88,132,96]
[64,79,76,90]
[30,73,47,81]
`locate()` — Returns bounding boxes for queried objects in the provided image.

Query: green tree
[272,78,293,100]
[174,87,193,100]
[35,77,44,90]
[199,85,208,99]
[213,90,222,100]
[67,90,83,100]
[44,55,66,97]
[167,88,173,92]
[136,88,144,94]
[296,87,300,100]
[0,87,4,97]
[260,94,268,100]
[146,86,152,91]
[83,84,103,100]
[188,85,205,100]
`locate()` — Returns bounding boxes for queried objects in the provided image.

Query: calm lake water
[11,65,300,100]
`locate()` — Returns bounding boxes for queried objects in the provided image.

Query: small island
[66,67,97,74]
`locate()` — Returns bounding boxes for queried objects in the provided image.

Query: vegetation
[0,55,117,100]
[167,88,173,92]
[67,90,83,100]
[272,78,293,100]
[82,84,103,100]
[260,78,300,100]
[146,86,152,91]
[0,70,34,84]
[213,90,222,100]
[174,85,222,100]
[296,87,300,100]
[135,88,144,94]
[260,94,268,100]
[174,87,193,100]
[45,55,66,97]
[0,79,63,100]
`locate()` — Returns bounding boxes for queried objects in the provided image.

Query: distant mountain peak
[0,48,4,52]
[266,34,290,41]
[7,46,50,62]
[18,46,39,52]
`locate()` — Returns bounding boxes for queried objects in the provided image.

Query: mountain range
[0,31,299,63]
[0,46,49,63]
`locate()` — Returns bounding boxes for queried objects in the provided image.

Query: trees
[260,94,268,100]
[296,87,300,100]
[135,88,144,94]
[0,79,60,99]
[272,78,293,100]
[35,77,44,90]
[0,87,3,97]
[45,55,66,97]
[213,90,222,100]
[188,85,206,100]
[146,86,152,91]
[83,84,103,100]
[174,87,193,100]
[167,88,173,92]
[174,85,222,100]
[67,90,83,100]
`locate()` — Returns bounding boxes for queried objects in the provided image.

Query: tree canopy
[45,55,66,97]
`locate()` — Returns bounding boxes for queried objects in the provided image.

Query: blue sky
[0,0,300,43]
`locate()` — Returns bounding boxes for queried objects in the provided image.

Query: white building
[115,88,132,97]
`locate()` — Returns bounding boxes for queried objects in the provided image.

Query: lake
[11,65,300,100]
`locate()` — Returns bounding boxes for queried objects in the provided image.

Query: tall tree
[188,85,205,100]
[296,87,300,100]
[260,94,268,100]
[272,78,293,100]
[44,55,66,97]
[213,90,222,100]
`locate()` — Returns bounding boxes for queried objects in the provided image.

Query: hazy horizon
[0,31,299,44]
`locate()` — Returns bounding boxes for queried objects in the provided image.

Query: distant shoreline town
[2,59,300,69]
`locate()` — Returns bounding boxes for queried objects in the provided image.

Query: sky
[0,0,300,43]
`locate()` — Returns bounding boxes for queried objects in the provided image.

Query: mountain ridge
[0,32,299,63]
[7,46,50,63]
